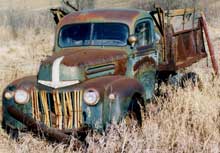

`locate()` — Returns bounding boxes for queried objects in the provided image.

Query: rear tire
[180,72,202,89]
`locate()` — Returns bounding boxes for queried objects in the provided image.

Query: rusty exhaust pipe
[201,13,219,76]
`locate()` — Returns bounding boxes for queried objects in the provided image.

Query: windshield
[58,23,129,47]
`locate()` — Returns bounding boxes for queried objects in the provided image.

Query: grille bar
[31,89,83,129]
[31,90,40,121]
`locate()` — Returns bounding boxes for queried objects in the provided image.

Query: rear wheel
[167,72,202,89]
[180,72,202,89]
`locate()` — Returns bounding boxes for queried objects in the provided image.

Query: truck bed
[151,8,207,72]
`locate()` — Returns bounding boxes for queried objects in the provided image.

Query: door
[132,19,157,100]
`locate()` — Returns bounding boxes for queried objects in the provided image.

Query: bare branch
[62,0,79,11]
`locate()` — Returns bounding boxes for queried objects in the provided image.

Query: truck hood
[42,48,128,66]
[38,48,128,88]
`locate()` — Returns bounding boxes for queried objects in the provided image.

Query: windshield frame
[57,22,130,48]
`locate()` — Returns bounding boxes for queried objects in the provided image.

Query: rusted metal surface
[114,58,127,75]
[43,48,128,67]
[201,13,219,75]
[158,17,207,71]
[133,56,156,72]
[165,8,195,17]
[8,76,37,91]
[151,6,208,72]
[7,105,88,146]
[58,9,142,30]
[7,106,71,144]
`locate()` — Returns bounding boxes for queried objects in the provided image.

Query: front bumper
[5,105,90,143]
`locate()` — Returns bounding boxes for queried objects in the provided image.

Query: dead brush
[1,2,220,152]
[85,78,220,153]
[1,76,220,153]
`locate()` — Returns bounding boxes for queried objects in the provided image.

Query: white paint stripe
[38,56,80,88]
[52,56,64,83]
[38,80,80,89]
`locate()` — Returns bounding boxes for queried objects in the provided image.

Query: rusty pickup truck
[2,7,218,142]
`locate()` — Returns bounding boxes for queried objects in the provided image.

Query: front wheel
[125,97,145,127]
[2,120,19,139]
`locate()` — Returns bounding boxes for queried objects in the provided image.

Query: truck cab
[50,9,158,99]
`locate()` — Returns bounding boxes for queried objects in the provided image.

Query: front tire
[2,119,19,139]
[125,97,145,127]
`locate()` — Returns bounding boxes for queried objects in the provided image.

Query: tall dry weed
[1,74,220,153]
[0,9,55,106]
[1,1,220,153]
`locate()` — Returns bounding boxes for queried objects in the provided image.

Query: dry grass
[1,73,220,153]
[1,1,220,152]
[0,9,55,108]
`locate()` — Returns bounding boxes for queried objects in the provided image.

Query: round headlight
[4,91,14,100]
[14,89,30,104]
[83,89,100,105]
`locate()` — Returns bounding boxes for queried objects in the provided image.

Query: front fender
[104,77,145,125]
[77,76,145,128]
[105,77,145,100]
[4,75,37,92]
[2,76,37,130]
[79,75,145,101]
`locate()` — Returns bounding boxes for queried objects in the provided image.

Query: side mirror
[128,35,137,48]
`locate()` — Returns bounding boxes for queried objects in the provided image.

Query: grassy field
[1,0,220,152]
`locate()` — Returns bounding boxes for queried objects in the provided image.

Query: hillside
[0,0,216,10]
[0,0,130,9]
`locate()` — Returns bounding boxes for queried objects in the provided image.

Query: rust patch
[133,56,156,71]
[9,76,37,92]
[58,9,141,29]
[158,20,207,71]
[115,59,127,75]
[43,48,128,67]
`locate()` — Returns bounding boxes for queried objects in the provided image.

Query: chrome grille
[31,90,83,129]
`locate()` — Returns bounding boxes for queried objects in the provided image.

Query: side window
[135,21,152,47]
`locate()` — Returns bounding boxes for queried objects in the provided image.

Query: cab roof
[57,9,151,30]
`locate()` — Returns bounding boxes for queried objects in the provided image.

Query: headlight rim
[83,88,100,106]
[14,89,30,104]
[4,91,15,100]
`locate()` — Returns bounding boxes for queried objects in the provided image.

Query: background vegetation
[1,0,220,152]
